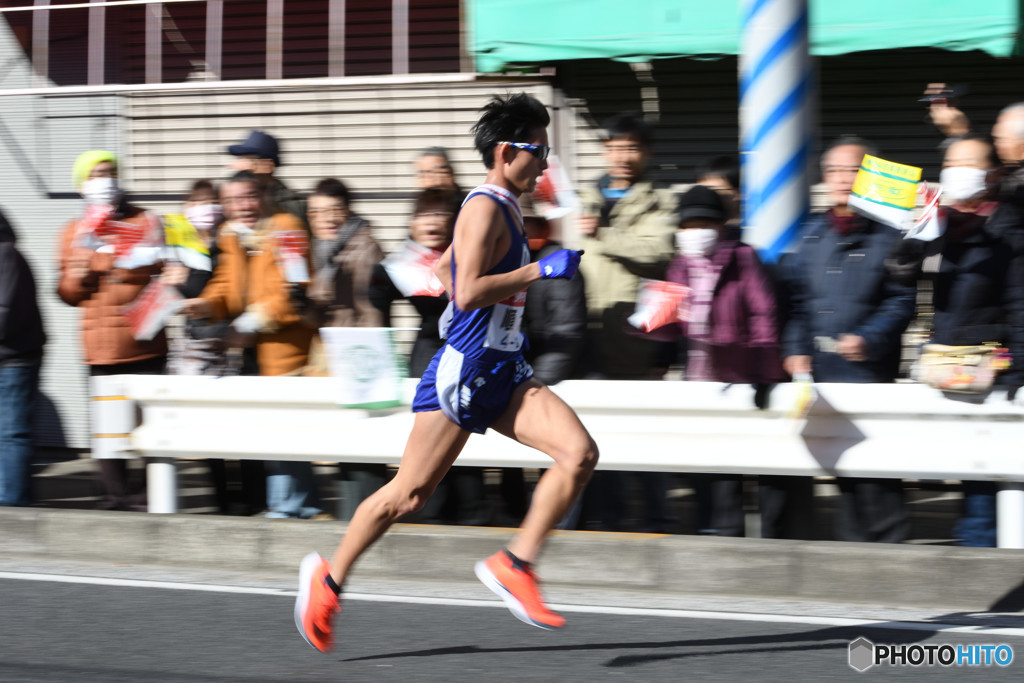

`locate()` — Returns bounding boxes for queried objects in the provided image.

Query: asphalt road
[2,572,1022,682]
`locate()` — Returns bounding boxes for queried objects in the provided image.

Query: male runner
[295,93,599,652]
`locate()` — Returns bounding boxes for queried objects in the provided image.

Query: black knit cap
[677,184,726,224]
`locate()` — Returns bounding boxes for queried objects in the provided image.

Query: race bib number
[484,291,526,352]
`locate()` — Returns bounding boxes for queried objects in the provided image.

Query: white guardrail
[90,375,1024,547]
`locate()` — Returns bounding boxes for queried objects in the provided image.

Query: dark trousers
[208,459,266,515]
[336,463,388,521]
[694,474,745,537]
[90,356,167,510]
[835,477,909,543]
[759,476,816,540]
[418,466,490,526]
[580,471,671,533]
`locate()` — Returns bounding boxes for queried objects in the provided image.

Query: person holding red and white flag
[370,188,458,376]
[56,150,168,511]
[179,170,321,520]
[661,185,786,538]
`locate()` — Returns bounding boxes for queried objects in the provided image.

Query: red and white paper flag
[77,210,165,269]
[121,279,183,341]
[531,154,581,220]
[627,279,692,332]
[274,230,311,283]
[905,181,945,242]
[381,239,447,298]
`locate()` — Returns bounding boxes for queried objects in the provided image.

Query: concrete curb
[3,508,1023,612]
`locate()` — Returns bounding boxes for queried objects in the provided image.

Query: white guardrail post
[90,374,177,514]
[997,484,1024,549]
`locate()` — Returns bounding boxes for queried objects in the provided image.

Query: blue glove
[538,249,584,280]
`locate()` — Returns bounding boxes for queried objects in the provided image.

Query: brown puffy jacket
[200,213,314,377]
[56,207,168,366]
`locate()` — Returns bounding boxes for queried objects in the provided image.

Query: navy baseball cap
[227,130,281,167]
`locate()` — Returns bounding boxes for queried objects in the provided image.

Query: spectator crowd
[2,87,1023,549]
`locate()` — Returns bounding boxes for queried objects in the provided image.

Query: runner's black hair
[472,92,551,169]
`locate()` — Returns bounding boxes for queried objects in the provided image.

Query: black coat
[781,212,916,382]
[929,217,1024,387]
[522,242,587,384]
[0,213,45,365]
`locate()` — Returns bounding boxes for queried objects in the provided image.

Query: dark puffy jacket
[265,177,306,224]
[0,215,45,365]
[781,212,915,382]
[929,218,1024,387]
[989,166,1024,254]
[523,241,587,384]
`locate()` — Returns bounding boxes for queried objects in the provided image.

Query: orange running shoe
[475,550,565,630]
[295,552,341,652]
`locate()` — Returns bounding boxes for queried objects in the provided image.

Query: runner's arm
[451,196,541,311]
[434,243,454,297]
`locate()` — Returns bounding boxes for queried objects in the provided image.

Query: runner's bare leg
[490,379,599,563]
[328,410,471,585]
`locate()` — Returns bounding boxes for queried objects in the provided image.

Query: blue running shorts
[412,345,534,434]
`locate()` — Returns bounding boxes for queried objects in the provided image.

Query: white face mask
[81,177,122,206]
[185,204,223,232]
[676,228,719,257]
[939,166,990,203]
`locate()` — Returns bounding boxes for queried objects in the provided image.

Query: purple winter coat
[665,240,786,384]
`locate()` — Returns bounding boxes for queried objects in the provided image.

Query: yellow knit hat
[72,150,118,190]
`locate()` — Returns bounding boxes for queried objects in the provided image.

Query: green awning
[470,0,1021,72]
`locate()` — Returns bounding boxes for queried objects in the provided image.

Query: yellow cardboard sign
[163,214,210,255]
[850,155,922,210]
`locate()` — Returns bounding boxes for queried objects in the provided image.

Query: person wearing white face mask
[664,184,785,537]
[163,180,233,377]
[162,179,267,516]
[57,150,167,511]
[888,135,1024,547]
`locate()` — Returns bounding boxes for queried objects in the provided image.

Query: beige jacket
[577,177,678,378]
[578,178,678,313]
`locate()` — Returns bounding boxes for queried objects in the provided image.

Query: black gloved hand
[288,282,312,314]
[753,383,774,411]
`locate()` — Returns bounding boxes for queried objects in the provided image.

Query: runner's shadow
[925,577,1024,629]
[343,624,931,668]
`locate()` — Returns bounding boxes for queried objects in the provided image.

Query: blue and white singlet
[442,183,531,361]
[411,183,535,433]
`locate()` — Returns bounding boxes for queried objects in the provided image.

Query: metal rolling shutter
[559,49,1024,214]
[818,48,1024,181]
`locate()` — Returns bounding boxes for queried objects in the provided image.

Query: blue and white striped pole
[740,0,811,262]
